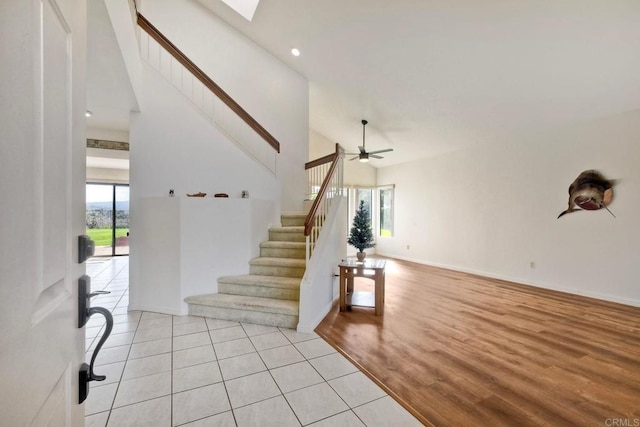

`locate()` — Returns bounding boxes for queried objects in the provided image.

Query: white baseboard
[296,299,334,334]
[127,304,186,316]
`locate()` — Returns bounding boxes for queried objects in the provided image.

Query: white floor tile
[132,325,172,343]
[141,312,172,320]
[225,371,281,409]
[284,383,349,425]
[308,410,365,427]
[85,383,118,416]
[172,383,231,426]
[205,318,240,330]
[234,395,301,427]
[110,321,139,335]
[93,361,125,385]
[173,345,216,369]
[270,361,325,393]
[107,395,171,427]
[352,396,423,427]
[309,353,359,381]
[173,361,223,393]
[329,372,387,408]
[173,331,211,351]
[249,331,290,351]
[100,331,135,350]
[137,317,173,330]
[218,352,266,381]
[294,339,336,360]
[122,352,171,380]
[85,410,109,427]
[279,328,319,344]
[173,315,206,325]
[173,320,208,336]
[259,344,305,369]
[113,371,171,408]
[129,338,172,359]
[241,323,279,337]
[213,338,255,360]
[112,312,141,324]
[179,411,236,427]
[85,258,421,427]
[209,326,247,343]
[93,344,131,366]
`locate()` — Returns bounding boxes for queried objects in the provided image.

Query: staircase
[184,213,307,329]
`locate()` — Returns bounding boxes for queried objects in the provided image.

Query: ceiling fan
[346,119,393,162]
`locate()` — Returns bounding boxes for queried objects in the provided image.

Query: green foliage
[347,200,376,252]
[86,228,129,246]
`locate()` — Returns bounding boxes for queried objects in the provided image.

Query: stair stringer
[297,195,347,333]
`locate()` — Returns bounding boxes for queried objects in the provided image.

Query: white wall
[129,197,276,315]
[310,129,376,187]
[140,0,309,211]
[87,167,129,183]
[377,110,640,306]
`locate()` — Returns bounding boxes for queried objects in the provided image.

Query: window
[378,185,394,237]
[355,188,373,225]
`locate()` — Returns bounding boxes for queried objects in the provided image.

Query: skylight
[220,0,260,22]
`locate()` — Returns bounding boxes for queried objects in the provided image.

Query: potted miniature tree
[348,200,375,261]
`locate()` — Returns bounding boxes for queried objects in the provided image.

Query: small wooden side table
[338,258,386,316]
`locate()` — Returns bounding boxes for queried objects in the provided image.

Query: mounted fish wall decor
[557,170,616,219]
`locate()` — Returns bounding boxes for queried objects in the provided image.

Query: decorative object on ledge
[86,139,130,151]
[169,189,174,197]
[348,200,375,261]
[557,170,616,218]
[241,190,249,198]
[214,193,229,198]
[187,192,207,197]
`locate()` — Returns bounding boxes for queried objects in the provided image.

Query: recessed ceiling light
[85,111,93,117]
[291,48,301,57]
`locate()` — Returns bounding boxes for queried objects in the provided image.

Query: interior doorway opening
[86,183,130,256]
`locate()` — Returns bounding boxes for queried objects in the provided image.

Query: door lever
[78,275,114,403]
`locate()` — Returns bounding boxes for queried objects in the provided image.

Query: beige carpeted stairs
[184,213,306,328]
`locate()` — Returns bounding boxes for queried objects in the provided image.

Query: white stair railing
[135,13,279,175]
[304,144,344,260]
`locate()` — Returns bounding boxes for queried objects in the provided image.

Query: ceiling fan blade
[349,156,360,161]
[345,152,360,155]
[367,148,393,155]
[370,154,383,159]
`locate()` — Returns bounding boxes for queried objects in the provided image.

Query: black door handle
[78,276,115,403]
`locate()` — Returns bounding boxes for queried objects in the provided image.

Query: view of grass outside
[86,228,129,246]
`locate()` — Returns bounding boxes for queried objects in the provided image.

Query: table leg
[374,270,385,316]
[339,268,346,312]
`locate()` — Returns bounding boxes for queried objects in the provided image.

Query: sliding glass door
[86,183,129,257]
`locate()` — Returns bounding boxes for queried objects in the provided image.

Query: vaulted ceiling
[87,0,640,167]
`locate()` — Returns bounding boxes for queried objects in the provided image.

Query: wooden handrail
[304,143,344,236]
[305,152,335,170]
[137,12,281,153]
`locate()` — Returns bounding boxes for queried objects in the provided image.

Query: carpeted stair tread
[185,293,299,316]
[218,275,301,289]
[249,257,306,268]
[269,226,305,233]
[260,241,306,249]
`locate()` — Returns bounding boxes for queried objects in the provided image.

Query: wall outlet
[530,261,536,269]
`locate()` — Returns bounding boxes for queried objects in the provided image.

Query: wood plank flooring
[315,258,640,426]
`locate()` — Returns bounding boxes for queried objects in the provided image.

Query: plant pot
[356,252,366,262]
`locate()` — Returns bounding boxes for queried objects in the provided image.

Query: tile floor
[84,257,422,426]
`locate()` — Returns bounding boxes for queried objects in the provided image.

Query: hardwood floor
[315,258,640,426]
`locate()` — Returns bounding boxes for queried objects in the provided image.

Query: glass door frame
[86,182,130,257]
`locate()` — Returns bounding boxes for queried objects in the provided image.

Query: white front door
[0,0,87,424]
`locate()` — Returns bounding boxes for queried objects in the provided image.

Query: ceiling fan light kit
[347,119,393,162]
